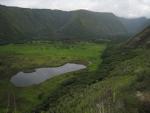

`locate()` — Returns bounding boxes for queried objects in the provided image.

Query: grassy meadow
[36,44,150,113]
[0,41,148,113]
[0,41,106,113]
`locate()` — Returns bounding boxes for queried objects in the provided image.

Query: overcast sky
[0,0,150,18]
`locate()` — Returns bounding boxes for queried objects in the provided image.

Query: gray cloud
[0,0,150,18]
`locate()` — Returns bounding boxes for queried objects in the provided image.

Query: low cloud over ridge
[0,0,150,18]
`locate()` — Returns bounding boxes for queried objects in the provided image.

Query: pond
[10,63,86,87]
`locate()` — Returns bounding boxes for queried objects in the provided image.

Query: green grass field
[0,41,106,113]
[36,44,150,113]
[0,41,149,113]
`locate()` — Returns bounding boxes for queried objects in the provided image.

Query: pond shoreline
[10,63,87,87]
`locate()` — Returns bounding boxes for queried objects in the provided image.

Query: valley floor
[0,41,150,113]
[0,41,106,113]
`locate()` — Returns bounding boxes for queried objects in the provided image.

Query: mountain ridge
[126,26,150,48]
[0,4,127,43]
[119,17,150,36]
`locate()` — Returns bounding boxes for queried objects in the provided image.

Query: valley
[0,41,106,113]
[0,3,150,113]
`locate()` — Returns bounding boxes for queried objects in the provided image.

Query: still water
[11,63,86,87]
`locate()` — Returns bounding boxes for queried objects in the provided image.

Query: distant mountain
[126,26,150,48]
[0,5,127,43]
[119,17,150,36]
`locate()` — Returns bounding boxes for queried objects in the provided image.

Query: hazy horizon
[0,0,150,18]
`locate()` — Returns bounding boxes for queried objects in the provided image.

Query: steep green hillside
[96,26,150,113]
[119,17,149,36]
[126,26,150,48]
[31,26,150,113]
[1,4,150,113]
[60,10,126,40]
[0,5,127,43]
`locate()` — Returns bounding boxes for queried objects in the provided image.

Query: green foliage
[126,26,150,48]
[34,26,150,113]
[0,5,127,43]
[0,24,150,113]
[31,40,150,113]
[0,41,106,113]
[119,17,149,35]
